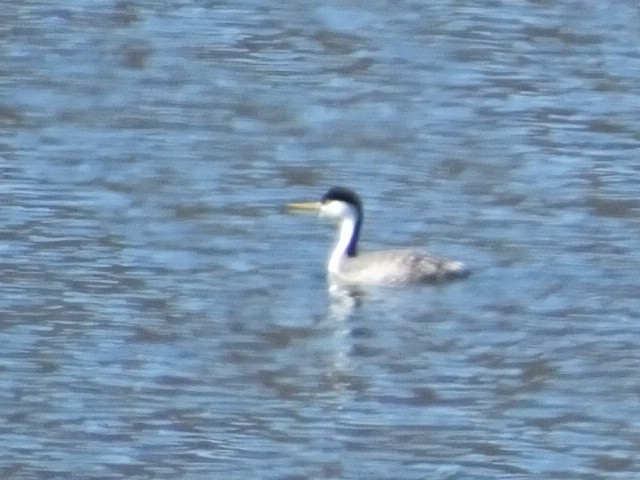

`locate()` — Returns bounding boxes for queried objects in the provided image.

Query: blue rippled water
[1,1,640,478]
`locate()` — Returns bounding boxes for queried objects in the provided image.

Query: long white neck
[328,215,357,274]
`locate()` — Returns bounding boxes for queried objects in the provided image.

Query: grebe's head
[319,187,363,223]
[286,187,364,257]
[319,187,363,257]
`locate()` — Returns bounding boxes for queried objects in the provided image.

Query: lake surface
[2,1,640,478]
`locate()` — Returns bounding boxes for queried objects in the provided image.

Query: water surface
[2,1,640,478]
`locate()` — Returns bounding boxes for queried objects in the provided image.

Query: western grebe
[288,187,469,285]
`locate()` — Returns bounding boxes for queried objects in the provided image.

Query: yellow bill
[286,201,322,212]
